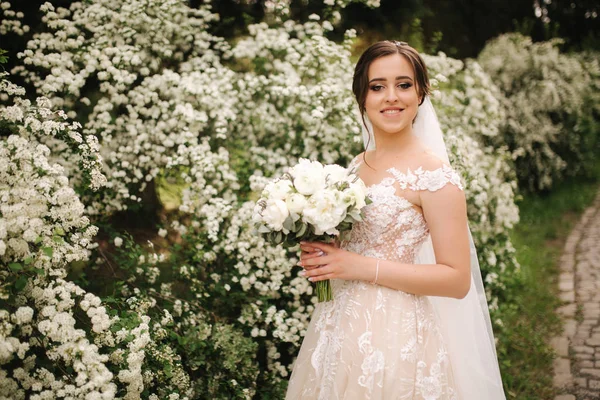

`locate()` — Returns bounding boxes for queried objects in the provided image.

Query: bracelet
[371,259,380,285]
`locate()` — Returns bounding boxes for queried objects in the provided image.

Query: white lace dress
[285,156,464,400]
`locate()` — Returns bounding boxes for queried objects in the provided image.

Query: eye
[398,82,413,90]
[369,85,384,91]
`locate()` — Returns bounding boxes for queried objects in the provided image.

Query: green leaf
[0,49,8,64]
[23,256,34,265]
[164,363,173,378]
[257,225,271,234]
[14,276,27,291]
[296,223,307,238]
[9,263,22,272]
[282,216,294,232]
[274,231,283,243]
[42,247,53,258]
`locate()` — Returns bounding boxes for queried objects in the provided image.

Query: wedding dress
[286,159,463,399]
[285,98,506,399]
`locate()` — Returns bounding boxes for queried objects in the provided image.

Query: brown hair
[352,41,431,162]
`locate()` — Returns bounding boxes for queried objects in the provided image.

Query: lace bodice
[342,155,464,264]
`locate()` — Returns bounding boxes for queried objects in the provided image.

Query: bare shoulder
[411,150,449,171]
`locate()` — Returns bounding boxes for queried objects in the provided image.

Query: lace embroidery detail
[415,349,458,400]
[387,165,463,192]
[357,330,385,394]
[343,176,429,264]
[347,154,464,193]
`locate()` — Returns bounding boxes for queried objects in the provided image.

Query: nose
[385,86,398,103]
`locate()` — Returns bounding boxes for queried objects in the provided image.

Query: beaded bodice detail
[342,156,463,264]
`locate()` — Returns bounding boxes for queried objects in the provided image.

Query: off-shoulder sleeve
[387,164,464,192]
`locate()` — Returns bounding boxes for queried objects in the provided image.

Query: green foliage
[479,33,600,192]
[85,232,263,398]
[499,163,600,399]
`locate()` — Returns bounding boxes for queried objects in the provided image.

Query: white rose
[303,189,346,235]
[114,237,123,247]
[0,240,5,256]
[290,159,325,196]
[286,193,307,215]
[264,178,293,200]
[262,199,289,232]
[323,164,348,184]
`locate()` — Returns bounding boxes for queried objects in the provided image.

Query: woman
[285,41,506,399]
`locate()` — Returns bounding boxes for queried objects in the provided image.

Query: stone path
[553,189,600,400]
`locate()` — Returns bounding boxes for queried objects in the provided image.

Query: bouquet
[253,158,369,302]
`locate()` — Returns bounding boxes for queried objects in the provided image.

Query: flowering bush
[0,0,536,398]
[0,73,123,399]
[478,33,600,191]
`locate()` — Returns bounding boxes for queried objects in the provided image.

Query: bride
[285,41,506,399]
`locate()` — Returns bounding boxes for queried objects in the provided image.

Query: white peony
[302,189,347,235]
[285,193,307,215]
[323,164,348,184]
[290,159,325,196]
[262,199,290,231]
[264,179,293,200]
[345,180,368,209]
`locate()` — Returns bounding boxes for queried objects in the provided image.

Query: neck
[371,125,417,158]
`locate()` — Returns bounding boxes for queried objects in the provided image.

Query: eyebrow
[368,76,414,84]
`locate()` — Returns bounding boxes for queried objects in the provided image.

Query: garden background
[0,0,599,399]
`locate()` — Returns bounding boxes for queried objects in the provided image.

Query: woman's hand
[298,241,367,282]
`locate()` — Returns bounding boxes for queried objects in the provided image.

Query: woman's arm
[299,183,471,299]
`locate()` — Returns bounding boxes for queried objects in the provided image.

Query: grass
[500,166,600,399]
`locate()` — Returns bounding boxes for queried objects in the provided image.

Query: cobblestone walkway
[553,190,600,400]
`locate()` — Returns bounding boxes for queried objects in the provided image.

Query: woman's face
[364,53,420,137]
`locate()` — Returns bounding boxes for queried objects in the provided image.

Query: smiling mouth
[381,108,404,114]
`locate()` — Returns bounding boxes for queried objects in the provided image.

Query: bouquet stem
[316,279,333,302]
